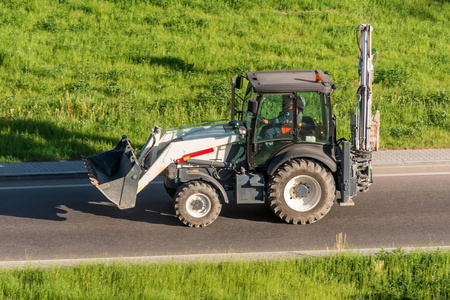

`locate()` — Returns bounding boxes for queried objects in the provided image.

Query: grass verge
[0,249,448,299]
[0,0,449,162]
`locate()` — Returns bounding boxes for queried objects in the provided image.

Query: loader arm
[83,123,241,209]
[137,125,241,193]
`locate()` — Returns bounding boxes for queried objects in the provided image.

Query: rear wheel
[268,159,335,224]
[174,181,222,227]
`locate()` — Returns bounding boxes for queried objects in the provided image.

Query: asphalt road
[0,165,449,261]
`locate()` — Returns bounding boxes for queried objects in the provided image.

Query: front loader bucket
[82,136,140,209]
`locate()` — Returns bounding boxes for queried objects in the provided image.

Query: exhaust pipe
[82,136,140,209]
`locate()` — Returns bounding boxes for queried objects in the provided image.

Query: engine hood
[181,123,238,141]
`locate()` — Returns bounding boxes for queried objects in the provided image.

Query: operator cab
[235,70,336,168]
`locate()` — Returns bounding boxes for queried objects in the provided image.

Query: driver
[261,95,304,141]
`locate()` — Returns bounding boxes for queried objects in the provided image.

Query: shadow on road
[0,181,281,226]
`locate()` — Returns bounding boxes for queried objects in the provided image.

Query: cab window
[295,92,330,144]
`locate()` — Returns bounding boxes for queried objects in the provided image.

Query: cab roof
[246,70,334,95]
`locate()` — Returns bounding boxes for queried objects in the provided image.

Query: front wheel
[268,159,336,224]
[174,181,222,227]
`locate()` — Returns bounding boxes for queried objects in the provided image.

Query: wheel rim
[283,175,322,212]
[185,193,211,218]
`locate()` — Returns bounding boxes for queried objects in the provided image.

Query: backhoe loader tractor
[83,24,379,227]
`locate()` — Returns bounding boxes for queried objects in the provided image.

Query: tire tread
[268,159,335,225]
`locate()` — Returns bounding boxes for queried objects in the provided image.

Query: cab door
[251,93,296,167]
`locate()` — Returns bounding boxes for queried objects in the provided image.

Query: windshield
[251,91,331,166]
[253,91,331,145]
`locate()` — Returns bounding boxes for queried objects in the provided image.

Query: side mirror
[248,99,258,115]
[235,75,244,89]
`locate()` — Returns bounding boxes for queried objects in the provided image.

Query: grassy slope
[0,0,449,162]
[0,250,448,299]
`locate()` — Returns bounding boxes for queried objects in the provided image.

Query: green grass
[0,249,448,299]
[0,0,449,162]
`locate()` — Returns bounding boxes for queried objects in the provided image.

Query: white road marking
[1,246,449,269]
[375,172,450,177]
[1,171,450,190]
[0,184,92,190]
[0,181,164,190]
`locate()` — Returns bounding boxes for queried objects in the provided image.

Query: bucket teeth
[82,156,99,186]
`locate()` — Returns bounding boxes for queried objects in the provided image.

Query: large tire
[268,159,335,224]
[174,181,222,228]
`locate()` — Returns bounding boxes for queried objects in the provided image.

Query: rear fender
[266,144,337,175]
